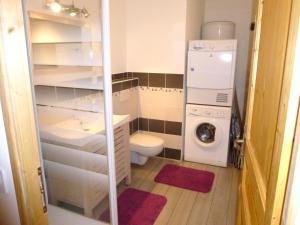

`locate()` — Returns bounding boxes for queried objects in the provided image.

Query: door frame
[0,0,48,224]
[237,0,300,224]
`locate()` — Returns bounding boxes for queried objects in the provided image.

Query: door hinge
[250,22,256,31]
[38,167,47,213]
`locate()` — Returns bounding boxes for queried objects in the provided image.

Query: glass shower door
[24,0,121,224]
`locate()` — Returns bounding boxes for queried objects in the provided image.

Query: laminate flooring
[95,157,240,225]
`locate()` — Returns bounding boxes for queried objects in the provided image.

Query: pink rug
[154,164,215,193]
[99,188,167,225]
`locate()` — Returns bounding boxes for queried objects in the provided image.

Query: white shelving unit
[34,66,103,90]
[29,11,103,90]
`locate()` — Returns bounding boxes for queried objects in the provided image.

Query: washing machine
[184,104,231,167]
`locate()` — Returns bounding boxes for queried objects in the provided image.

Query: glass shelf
[33,66,103,90]
[32,42,102,67]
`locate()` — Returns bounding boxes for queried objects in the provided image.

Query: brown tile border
[149,119,165,133]
[139,118,149,131]
[128,118,182,160]
[112,82,122,93]
[166,74,184,89]
[129,118,139,135]
[165,121,182,136]
[113,72,184,89]
[149,73,165,88]
[138,118,182,136]
[133,72,148,86]
[112,78,139,93]
[165,148,181,160]
[157,148,181,160]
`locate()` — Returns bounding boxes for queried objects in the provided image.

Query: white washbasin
[54,114,127,134]
[37,106,129,144]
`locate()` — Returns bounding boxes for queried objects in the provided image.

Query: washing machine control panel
[188,106,231,119]
[189,40,237,52]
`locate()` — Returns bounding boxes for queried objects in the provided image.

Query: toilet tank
[202,21,236,40]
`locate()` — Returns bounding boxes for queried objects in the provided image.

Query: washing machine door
[193,119,223,148]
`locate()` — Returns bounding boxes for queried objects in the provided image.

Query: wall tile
[127,72,133,79]
[112,82,122,93]
[132,78,138,87]
[122,80,132,90]
[133,72,148,86]
[165,107,184,122]
[144,131,182,150]
[157,149,165,158]
[165,121,182,136]
[149,73,165,88]
[112,73,126,81]
[132,118,139,133]
[149,119,164,133]
[139,118,149,131]
[166,74,184,89]
[165,148,181,160]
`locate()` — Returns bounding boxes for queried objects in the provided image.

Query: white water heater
[202,21,236,40]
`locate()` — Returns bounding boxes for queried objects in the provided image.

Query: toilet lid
[130,133,164,148]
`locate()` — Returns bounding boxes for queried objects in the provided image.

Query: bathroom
[1,0,300,225]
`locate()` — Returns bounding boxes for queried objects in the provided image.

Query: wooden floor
[113,157,240,225]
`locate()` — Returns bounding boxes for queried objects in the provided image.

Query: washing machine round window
[196,123,216,144]
[192,120,223,149]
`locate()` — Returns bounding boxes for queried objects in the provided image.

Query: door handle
[235,139,244,144]
[37,167,47,213]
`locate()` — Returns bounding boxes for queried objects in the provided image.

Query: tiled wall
[35,72,184,160]
[112,72,184,160]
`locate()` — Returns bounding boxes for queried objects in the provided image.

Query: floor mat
[154,164,215,193]
[99,188,167,225]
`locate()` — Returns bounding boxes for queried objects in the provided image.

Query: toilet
[130,133,164,165]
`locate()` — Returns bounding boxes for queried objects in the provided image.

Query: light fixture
[48,0,62,13]
[81,7,89,18]
[68,2,77,17]
[46,0,90,18]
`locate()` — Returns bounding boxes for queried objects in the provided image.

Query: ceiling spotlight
[68,3,77,17]
[81,7,89,18]
[48,0,62,13]
[46,0,89,18]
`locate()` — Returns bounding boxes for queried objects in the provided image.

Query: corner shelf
[34,66,103,90]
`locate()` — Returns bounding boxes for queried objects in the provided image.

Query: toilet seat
[130,133,164,158]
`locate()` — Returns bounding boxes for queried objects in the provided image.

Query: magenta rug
[154,164,215,193]
[99,188,167,225]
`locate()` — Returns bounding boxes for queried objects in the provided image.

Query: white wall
[185,0,205,41]
[203,0,252,116]
[126,0,187,74]
[110,0,127,73]
[0,101,21,225]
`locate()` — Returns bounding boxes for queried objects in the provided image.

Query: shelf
[34,66,103,90]
[28,11,86,27]
[32,42,102,67]
[31,41,100,44]
[29,12,101,43]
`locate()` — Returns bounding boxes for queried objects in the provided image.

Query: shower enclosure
[22,0,120,224]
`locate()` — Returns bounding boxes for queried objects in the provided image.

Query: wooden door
[0,0,49,224]
[237,0,300,224]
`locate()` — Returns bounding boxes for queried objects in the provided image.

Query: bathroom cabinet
[37,105,131,216]
[42,123,131,217]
